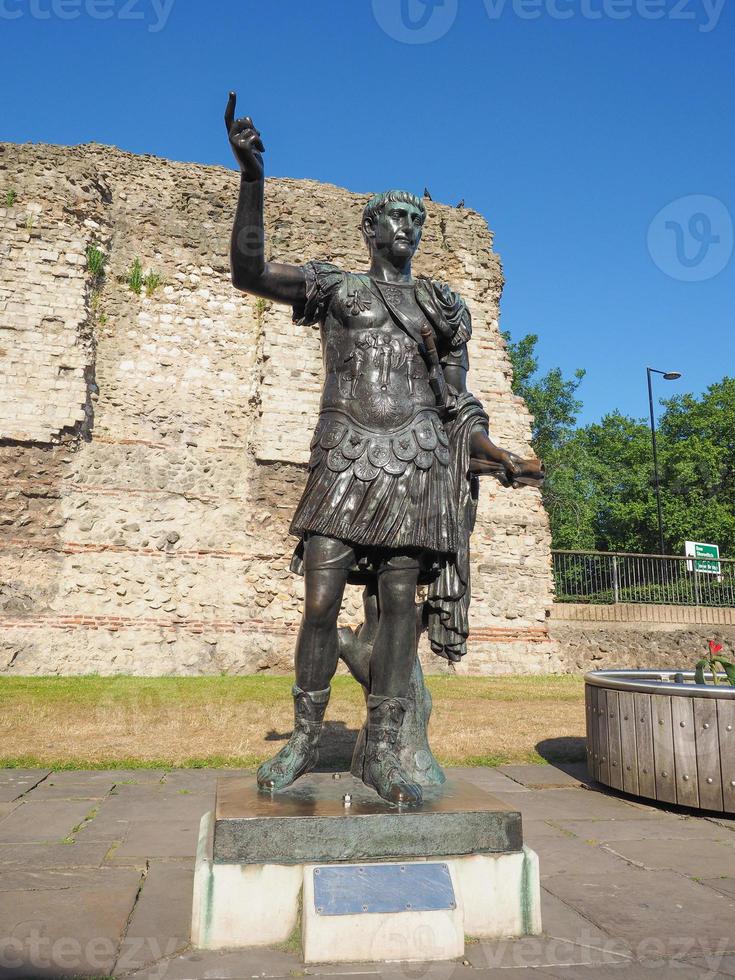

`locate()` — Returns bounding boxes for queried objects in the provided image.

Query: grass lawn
[0,674,586,770]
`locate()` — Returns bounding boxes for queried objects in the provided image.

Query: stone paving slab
[531,836,632,879]
[543,867,735,954]
[110,819,202,860]
[602,837,735,878]
[499,763,589,789]
[555,815,732,842]
[451,766,531,793]
[115,860,194,973]
[0,840,112,869]
[0,769,50,802]
[0,866,143,977]
[700,877,735,900]
[0,799,98,843]
[3,765,735,978]
[23,770,162,801]
[490,788,658,822]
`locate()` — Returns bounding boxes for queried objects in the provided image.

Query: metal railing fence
[552,550,735,608]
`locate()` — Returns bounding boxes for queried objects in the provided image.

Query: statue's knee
[302,595,339,631]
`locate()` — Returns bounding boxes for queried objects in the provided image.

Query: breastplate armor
[319,278,439,429]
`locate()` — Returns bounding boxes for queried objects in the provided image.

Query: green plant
[86,245,106,281]
[695,641,735,686]
[255,296,269,322]
[127,257,143,295]
[143,270,163,296]
[4,189,17,207]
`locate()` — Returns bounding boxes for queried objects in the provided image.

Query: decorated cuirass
[318,273,438,430]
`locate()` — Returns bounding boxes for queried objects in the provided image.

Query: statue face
[366,200,424,261]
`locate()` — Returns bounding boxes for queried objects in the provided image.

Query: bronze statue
[225,93,543,807]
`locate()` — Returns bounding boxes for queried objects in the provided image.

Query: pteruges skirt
[289,409,459,557]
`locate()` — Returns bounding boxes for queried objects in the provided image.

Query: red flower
[709,641,723,655]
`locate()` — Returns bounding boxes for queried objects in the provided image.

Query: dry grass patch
[0,674,585,769]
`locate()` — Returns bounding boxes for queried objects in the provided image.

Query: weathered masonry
[0,142,558,676]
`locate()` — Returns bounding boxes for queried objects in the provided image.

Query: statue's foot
[363,751,423,806]
[257,733,318,791]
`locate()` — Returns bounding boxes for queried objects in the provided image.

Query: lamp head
[663,372,682,381]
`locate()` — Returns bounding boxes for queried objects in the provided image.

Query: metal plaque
[313,863,456,916]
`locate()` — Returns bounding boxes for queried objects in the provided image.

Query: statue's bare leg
[257,535,352,790]
[361,555,424,806]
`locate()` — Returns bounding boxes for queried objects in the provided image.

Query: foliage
[127,257,143,295]
[503,330,735,557]
[694,641,735,687]
[86,245,106,282]
[143,270,163,296]
[4,189,17,207]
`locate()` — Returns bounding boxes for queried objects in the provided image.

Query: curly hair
[362,189,426,228]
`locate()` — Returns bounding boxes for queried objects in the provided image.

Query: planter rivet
[704,724,710,730]
[626,765,631,771]
[658,720,664,726]
[728,726,733,733]
[680,721,686,728]
[682,775,689,781]
[662,771,669,777]
[707,778,714,785]
[642,768,648,774]
[624,715,629,721]
[731,781,735,789]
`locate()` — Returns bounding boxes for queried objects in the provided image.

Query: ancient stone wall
[0,142,558,676]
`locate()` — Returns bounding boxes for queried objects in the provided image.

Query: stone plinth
[192,774,542,961]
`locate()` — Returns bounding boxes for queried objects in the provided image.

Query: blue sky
[1,0,732,426]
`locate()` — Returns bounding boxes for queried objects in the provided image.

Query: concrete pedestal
[191,773,541,962]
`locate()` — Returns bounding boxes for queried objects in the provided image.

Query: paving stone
[24,769,163,800]
[0,799,99,843]
[0,867,142,976]
[126,947,303,979]
[543,868,735,953]
[683,953,735,977]
[451,766,531,793]
[539,887,613,945]
[533,837,632,878]
[109,819,201,860]
[464,935,631,971]
[499,764,588,789]
[603,838,735,878]
[0,867,115,892]
[161,768,244,791]
[541,963,731,979]
[521,820,573,842]
[555,815,727,842]
[0,803,20,822]
[0,840,111,869]
[114,861,195,973]
[99,787,212,822]
[699,877,735,901]
[491,788,657,822]
[0,770,50,803]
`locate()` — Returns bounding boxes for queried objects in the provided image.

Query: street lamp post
[646,367,682,555]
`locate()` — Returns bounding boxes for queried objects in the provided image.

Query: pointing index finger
[225,91,236,131]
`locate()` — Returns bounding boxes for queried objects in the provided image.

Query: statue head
[362,190,426,264]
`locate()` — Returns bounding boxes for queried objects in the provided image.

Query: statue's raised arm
[225,93,306,305]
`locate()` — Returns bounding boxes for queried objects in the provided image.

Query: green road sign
[685,541,721,575]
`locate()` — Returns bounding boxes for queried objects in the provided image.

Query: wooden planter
[585,670,735,813]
